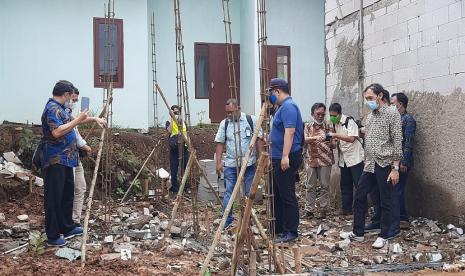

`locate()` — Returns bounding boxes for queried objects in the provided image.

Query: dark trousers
[353,164,399,238]
[272,150,302,236]
[371,169,409,225]
[340,162,364,212]
[43,164,75,240]
[169,146,189,192]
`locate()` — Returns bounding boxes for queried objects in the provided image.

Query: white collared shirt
[333,114,364,167]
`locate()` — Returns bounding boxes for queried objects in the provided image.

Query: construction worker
[269,78,304,243]
[166,105,189,193]
[214,98,263,229]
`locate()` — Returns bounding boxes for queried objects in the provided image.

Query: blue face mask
[270,94,277,105]
[366,100,379,111]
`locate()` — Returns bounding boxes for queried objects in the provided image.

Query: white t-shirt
[333,114,364,167]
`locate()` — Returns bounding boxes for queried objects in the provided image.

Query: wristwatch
[391,165,399,171]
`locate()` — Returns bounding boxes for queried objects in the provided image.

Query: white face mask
[64,101,76,111]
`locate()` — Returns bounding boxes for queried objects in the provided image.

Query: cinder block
[371,42,394,59]
[459,36,465,55]
[365,59,383,75]
[455,73,465,91]
[407,18,419,35]
[450,54,465,74]
[417,58,450,79]
[363,16,375,35]
[383,22,408,43]
[437,41,449,59]
[370,71,394,87]
[326,36,336,51]
[448,1,462,22]
[340,1,358,18]
[448,37,460,57]
[393,37,408,55]
[459,19,465,37]
[421,26,439,46]
[418,44,438,64]
[394,67,417,84]
[424,0,455,13]
[327,48,338,68]
[386,2,399,13]
[431,6,449,26]
[326,8,338,26]
[325,0,338,12]
[418,12,434,31]
[423,75,455,94]
[409,32,422,50]
[382,56,393,72]
[372,6,387,18]
[397,0,425,23]
[438,20,460,42]
[393,50,418,70]
[374,11,398,31]
[396,80,424,93]
[362,0,377,9]
[363,48,372,63]
[327,72,339,86]
[364,31,383,49]
[399,0,410,8]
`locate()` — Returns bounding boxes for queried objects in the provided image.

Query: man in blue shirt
[214,98,264,228]
[40,80,90,246]
[269,78,304,243]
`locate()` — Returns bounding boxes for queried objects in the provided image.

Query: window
[194,43,209,99]
[93,17,124,88]
[277,47,290,83]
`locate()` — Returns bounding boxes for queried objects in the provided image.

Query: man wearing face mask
[303,103,335,219]
[64,88,105,225]
[390,93,416,229]
[165,105,189,193]
[214,98,264,229]
[40,80,89,246]
[269,78,304,243]
[340,83,402,249]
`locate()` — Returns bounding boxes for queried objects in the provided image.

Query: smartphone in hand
[81,97,90,112]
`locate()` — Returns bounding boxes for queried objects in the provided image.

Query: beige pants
[73,161,86,224]
[305,165,332,211]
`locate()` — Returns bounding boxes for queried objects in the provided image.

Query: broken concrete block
[429,252,443,262]
[101,253,121,261]
[120,249,131,260]
[0,212,5,222]
[143,208,150,216]
[391,243,403,254]
[0,240,21,253]
[55,247,81,261]
[113,242,138,253]
[104,235,114,243]
[414,253,426,262]
[3,152,22,164]
[427,220,442,233]
[456,228,464,236]
[447,224,456,230]
[12,223,29,238]
[128,215,151,230]
[0,229,12,238]
[373,255,384,264]
[17,214,28,221]
[127,230,151,240]
[165,244,184,257]
[337,238,351,250]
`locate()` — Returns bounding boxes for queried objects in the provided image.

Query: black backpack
[224,114,254,142]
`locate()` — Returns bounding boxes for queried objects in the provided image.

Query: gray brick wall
[325,0,465,224]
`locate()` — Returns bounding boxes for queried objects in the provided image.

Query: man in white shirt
[328,103,364,216]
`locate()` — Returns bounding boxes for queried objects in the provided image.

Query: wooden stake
[120,145,158,202]
[231,154,267,274]
[144,179,149,198]
[249,250,257,276]
[199,104,266,276]
[80,112,108,267]
[163,153,195,239]
[292,246,302,274]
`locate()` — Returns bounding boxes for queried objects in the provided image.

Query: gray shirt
[364,105,403,173]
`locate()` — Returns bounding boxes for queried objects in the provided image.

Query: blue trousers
[222,164,256,225]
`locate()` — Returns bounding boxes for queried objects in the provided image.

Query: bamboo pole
[231,154,267,274]
[199,104,266,276]
[292,246,302,274]
[163,153,194,239]
[80,103,109,267]
[249,250,257,276]
[83,96,113,141]
[120,145,157,202]
[251,208,267,241]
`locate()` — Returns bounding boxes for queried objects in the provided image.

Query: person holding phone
[303,103,335,220]
[64,88,105,226]
[340,83,402,249]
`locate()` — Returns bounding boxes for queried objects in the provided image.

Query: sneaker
[223,219,233,230]
[372,237,388,249]
[274,232,298,243]
[339,231,364,242]
[64,226,83,239]
[47,237,68,247]
[364,222,381,233]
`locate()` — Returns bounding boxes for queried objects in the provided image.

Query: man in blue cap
[269,78,304,243]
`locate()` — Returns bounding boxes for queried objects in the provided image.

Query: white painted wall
[147,0,241,126]
[0,0,149,129]
[267,0,326,121]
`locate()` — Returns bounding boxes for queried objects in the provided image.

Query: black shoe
[275,232,298,243]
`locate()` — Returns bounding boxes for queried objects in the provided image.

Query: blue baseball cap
[269,78,288,92]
